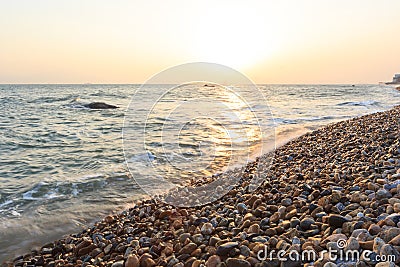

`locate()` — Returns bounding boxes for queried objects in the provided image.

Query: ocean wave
[337,100,380,106]
[1,169,130,217]
[273,115,351,125]
[63,102,90,109]
[22,182,49,200]
[297,115,335,121]
[27,94,80,104]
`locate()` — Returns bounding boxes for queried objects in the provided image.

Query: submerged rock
[84,102,118,109]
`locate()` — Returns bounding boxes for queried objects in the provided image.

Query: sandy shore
[4,106,400,267]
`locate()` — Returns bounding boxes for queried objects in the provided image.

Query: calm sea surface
[0,84,399,260]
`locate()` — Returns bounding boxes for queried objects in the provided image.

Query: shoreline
[4,106,400,267]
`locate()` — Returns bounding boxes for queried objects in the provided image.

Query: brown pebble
[226,258,251,267]
[105,215,114,223]
[247,224,260,234]
[205,255,221,267]
[389,235,400,246]
[179,243,197,255]
[368,224,381,235]
[141,257,156,267]
[125,255,139,267]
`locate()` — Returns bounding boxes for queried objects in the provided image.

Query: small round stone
[226,258,251,267]
[237,203,247,214]
[248,223,260,234]
[300,217,315,230]
[205,255,221,267]
[201,223,214,235]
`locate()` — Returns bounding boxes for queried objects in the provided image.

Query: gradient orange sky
[0,0,399,84]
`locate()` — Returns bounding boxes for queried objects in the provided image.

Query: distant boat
[203,84,216,87]
[385,74,400,85]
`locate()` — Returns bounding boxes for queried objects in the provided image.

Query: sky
[0,0,399,84]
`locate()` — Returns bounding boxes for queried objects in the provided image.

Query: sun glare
[191,5,280,69]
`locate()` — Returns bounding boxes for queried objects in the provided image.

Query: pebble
[237,203,247,214]
[326,241,340,251]
[179,242,197,254]
[376,189,392,200]
[141,257,156,267]
[380,243,398,257]
[216,242,239,256]
[125,255,139,267]
[394,203,400,213]
[300,217,315,230]
[375,262,396,267]
[226,258,251,267]
[389,234,400,245]
[201,223,214,235]
[345,237,360,251]
[248,223,260,234]
[105,215,114,223]
[386,213,400,224]
[368,224,381,235]
[281,198,292,206]
[373,237,386,253]
[240,245,251,257]
[111,261,124,267]
[205,255,221,267]
[104,243,113,254]
[328,214,349,229]
[335,203,345,211]
[290,218,300,228]
[292,237,301,245]
[381,228,400,242]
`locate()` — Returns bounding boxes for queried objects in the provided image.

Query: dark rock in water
[84,102,118,109]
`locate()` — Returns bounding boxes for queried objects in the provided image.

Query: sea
[0,84,399,261]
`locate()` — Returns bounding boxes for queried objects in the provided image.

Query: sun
[190,4,280,69]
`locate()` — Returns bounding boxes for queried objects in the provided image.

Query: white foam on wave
[22,188,40,200]
[128,152,156,162]
[43,191,63,200]
[22,181,64,201]
[10,210,21,217]
[0,200,13,208]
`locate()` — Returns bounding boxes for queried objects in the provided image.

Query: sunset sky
[0,0,399,84]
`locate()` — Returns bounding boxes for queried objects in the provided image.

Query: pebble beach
[5,105,400,267]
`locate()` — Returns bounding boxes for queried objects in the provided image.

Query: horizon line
[0,82,383,85]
